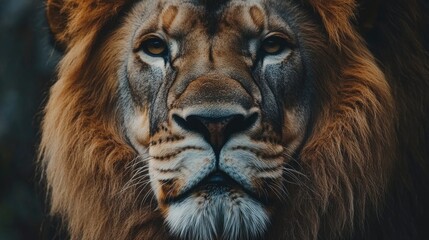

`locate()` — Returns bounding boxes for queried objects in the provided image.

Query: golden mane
[41,0,429,239]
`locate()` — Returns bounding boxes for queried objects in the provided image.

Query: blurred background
[0,0,61,239]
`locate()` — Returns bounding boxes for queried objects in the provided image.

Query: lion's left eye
[261,36,289,55]
[141,37,168,57]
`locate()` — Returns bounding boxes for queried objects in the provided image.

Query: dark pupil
[263,37,284,54]
[266,39,277,47]
[150,40,163,49]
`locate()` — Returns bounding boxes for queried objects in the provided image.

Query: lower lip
[195,182,235,194]
[164,171,271,205]
[164,179,240,204]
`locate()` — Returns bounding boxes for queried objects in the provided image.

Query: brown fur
[41,0,429,239]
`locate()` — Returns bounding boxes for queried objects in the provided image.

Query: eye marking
[260,33,292,56]
[140,35,169,57]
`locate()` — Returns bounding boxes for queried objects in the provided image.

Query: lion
[40,0,429,239]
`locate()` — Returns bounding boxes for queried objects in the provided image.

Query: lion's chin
[165,189,269,240]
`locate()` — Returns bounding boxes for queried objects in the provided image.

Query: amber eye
[141,37,168,57]
[261,35,289,55]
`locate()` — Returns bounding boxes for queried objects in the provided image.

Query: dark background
[0,0,60,239]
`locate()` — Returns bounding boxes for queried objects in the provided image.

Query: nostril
[172,114,209,136]
[224,112,258,136]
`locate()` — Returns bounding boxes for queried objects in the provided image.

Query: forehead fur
[47,0,357,49]
[164,0,251,36]
[155,1,266,38]
[197,0,232,10]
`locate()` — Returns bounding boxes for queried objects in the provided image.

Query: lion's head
[41,0,429,239]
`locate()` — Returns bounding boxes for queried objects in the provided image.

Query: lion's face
[43,0,409,238]
[119,0,312,238]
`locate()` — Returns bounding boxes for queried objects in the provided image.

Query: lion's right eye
[141,37,168,57]
[260,35,290,55]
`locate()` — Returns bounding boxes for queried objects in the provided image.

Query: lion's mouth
[165,171,263,204]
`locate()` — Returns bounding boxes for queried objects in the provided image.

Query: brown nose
[172,113,258,156]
